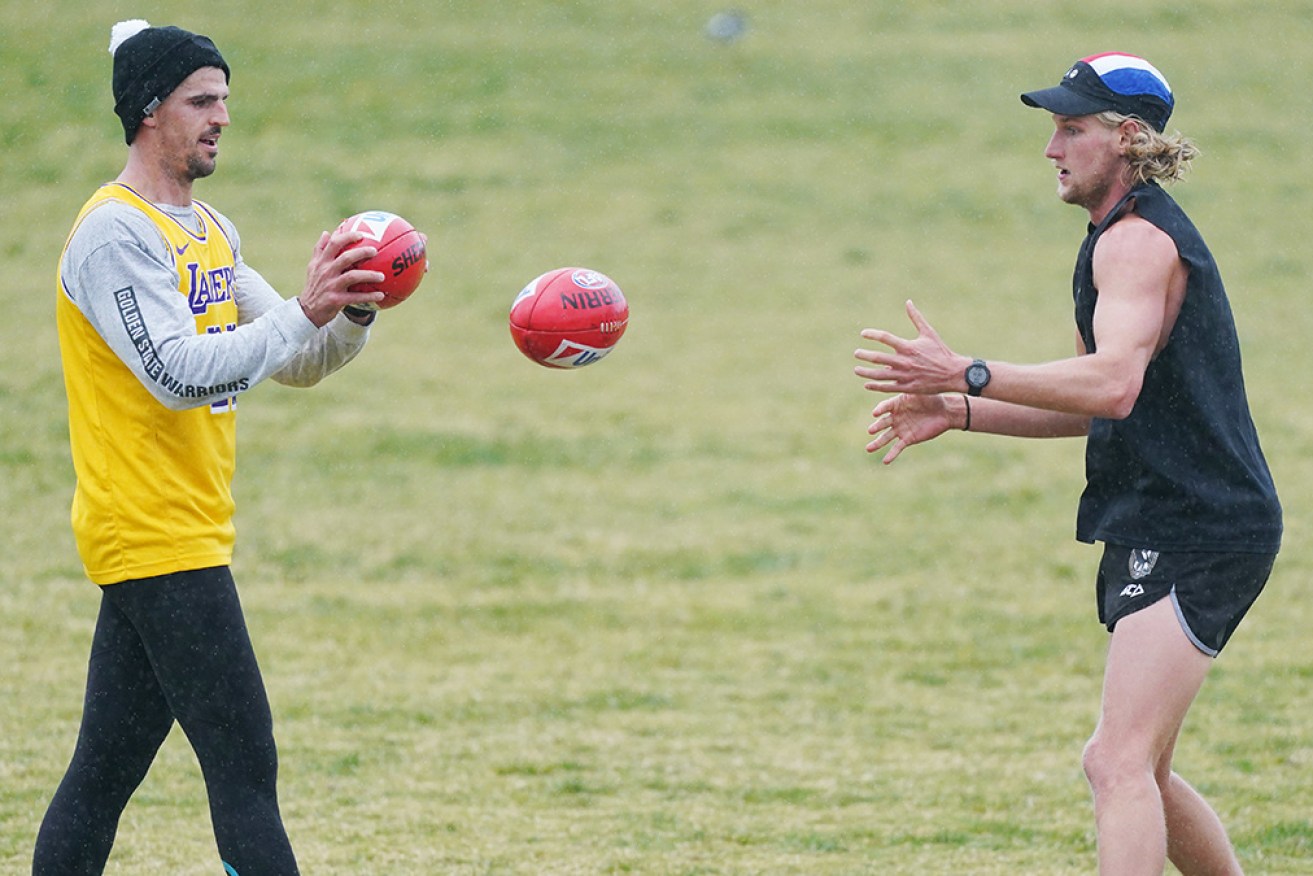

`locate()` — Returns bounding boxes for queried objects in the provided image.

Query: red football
[336,211,428,309]
[509,267,629,368]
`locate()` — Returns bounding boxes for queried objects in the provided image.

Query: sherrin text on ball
[336,211,428,310]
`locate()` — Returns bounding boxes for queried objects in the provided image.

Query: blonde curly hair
[1097,111,1200,185]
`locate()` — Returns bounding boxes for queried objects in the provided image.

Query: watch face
[967,364,988,386]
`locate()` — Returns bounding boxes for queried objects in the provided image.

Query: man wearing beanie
[37,21,389,876]
[855,54,1279,874]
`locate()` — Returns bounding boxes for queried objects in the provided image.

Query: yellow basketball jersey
[57,183,241,585]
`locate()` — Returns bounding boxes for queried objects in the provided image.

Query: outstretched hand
[297,229,387,327]
[854,300,968,396]
[855,300,970,463]
[865,392,956,464]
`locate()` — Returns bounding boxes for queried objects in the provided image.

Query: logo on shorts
[1128,548,1159,580]
[1119,583,1145,598]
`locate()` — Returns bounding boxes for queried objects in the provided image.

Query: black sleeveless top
[1073,183,1281,553]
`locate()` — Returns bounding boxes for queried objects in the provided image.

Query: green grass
[4,1,1313,873]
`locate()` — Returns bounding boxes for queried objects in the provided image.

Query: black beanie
[110,21,230,145]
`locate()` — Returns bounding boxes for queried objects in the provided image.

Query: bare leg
[1163,770,1244,875]
[1082,598,1241,875]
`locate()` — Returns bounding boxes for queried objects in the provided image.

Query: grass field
[3,1,1313,873]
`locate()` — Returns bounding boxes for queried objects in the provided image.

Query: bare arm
[972,219,1182,418]
[864,374,1091,464]
[855,215,1184,462]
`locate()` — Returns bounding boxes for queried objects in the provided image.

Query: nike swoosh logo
[176,242,190,256]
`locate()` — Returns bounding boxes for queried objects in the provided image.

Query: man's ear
[138,111,159,134]
[1116,118,1141,152]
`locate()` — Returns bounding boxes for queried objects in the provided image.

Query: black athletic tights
[33,567,299,875]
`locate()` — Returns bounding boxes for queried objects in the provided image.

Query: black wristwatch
[965,358,991,396]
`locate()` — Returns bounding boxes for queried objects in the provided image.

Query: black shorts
[1096,545,1275,656]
